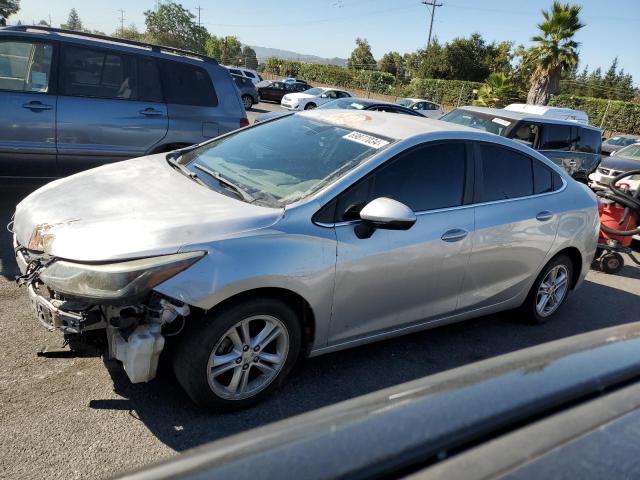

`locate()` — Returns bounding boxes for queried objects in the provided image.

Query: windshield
[607,136,638,147]
[304,87,325,96]
[179,115,391,206]
[396,98,414,107]
[617,144,640,160]
[319,99,366,110]
[440,109,512,135]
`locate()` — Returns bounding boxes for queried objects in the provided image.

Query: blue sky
[11,0,640,83]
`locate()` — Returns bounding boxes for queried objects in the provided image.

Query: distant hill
[250,45,348,67]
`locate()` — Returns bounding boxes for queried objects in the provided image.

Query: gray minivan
[0,25,247,179]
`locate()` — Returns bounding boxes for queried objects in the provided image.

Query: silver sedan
[12,110,599,409]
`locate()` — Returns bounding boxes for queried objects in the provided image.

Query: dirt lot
[1,102,639,479]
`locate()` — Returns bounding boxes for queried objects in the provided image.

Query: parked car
[590,142,640,189]
[13,110,598,410]
[601,134,640,156]
[223,65,263,84]
[253,97,427,123]
[281,87,352,110]
[441,106,602,183]
[396,97,443,118]
[231,73,259,110]
[257,80,310,103]
[0,25,247,179]
[115,323,640,480]
[504,103,589,124]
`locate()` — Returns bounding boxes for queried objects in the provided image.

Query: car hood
[599,156,640,171]
[284,92,316,101]
[13,154,283,262]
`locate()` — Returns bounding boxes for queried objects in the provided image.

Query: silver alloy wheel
[535,265,569,317]
[206,315,289,400]
[242,95,253,110]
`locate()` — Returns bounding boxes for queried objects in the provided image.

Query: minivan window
[479,144,533,201]
[180,115,391,206]
[440,109,511,135]
[539,125,572,150]
[160,60,218,107]
[0,40,53,92]
[575,127,601,154]
[62,46,137,99]
[137,57,162,102]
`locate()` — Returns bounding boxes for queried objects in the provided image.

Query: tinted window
[336,143,466,218]
[0,40,53,92]
[229,68,241,75]
[137,57,162,102]
[62,46,137,99]
[440,109,512,135]
[539,125,572,150]
[479,144,533,201]
[511,123,539,147]
[160,61,217,107]
[533,161,553,194]
[242,70,256,78]
[576,127,601,154]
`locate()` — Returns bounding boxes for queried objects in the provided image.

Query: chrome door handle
[536,211,554,221]
[441,228,468,242]
[22,101,52,111]
[139,108,163,116]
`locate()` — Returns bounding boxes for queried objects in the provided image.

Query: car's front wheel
[521,254,573,324]
[242,94,254,110]
[304,103,316,110]
[173,297,301,410]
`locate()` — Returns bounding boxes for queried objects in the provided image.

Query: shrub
[406,78,483,106]
[549,94,640,134]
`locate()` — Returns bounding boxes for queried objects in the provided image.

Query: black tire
[599,252,624,274]
[173,297,301,411]
[242,95,254,110]
[304,102,316,110]
[521,254,574,324]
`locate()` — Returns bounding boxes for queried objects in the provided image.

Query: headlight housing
[39,251,205,303]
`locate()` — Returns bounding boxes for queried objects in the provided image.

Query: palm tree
[525,2,584,105]
[473,73,513,108]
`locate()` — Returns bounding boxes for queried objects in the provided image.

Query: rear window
[479,144,533,201]
[160,60,217,107]
[539,125,572,150]
[440,109,512,135]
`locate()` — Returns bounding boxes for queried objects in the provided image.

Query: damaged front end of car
[14,234,204,383]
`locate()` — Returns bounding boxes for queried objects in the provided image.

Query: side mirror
[355,197,416,239]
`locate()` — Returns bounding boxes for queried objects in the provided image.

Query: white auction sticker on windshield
[343,131,390,149]
[492,117,511,127]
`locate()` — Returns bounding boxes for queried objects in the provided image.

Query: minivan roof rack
[1,25,218,64]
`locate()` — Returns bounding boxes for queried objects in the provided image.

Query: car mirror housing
[355,197,416,239]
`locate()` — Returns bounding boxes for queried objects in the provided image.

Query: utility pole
[196,5,203,27]
[421,0,443,48]
[117,9,125,33]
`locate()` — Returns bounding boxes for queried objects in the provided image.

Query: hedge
[549,94,640,134]
[404,78,483,107]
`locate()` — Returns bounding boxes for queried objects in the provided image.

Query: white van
[504,103,589,124]
[223,65,263,85]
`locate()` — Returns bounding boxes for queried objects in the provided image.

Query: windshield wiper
[167,157,206,186]
[193,163,255,203]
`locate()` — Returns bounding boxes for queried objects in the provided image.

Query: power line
[421,0,443,48]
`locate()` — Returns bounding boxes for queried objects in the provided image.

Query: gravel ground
[1,101,639,479]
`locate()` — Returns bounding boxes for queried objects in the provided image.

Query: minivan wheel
[304,103,316,110]
[521,254,573,324]
[173,298,301,410]
[242,95,254,110]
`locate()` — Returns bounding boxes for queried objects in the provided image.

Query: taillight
[240,118,249,128]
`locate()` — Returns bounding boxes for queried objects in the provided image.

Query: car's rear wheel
[242,95,254,110]
[173,298,301,410]
[304,103,316,110]
[521,254,573,324]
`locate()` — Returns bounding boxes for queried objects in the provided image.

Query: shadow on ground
[89,278,640,453]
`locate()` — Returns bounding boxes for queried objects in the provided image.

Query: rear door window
[159,60,217,107]
[137,57,162,102]
[575,127,602,154]
[62,45,137,99]
[478,144,533,201]
[539,125,572,150]
[0,39,53,92]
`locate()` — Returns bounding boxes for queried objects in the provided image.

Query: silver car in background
[12,110,599,410]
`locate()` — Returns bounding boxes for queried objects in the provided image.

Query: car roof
[298,109,482,140]
[0,25,216,66]
[456,106,601,131]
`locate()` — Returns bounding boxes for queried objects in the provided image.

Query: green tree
[205,35,242,64]
[0,0,19,26]
[378,51,405,80]
[113,24,144,41]
[348,38,376,69]
[242,45,258,70]
[144,2,209,53]
[473,73,514,108]
[61,8,83,31]
[525,2,584,105]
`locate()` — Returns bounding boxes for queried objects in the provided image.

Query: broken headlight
[38,251,205,303]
